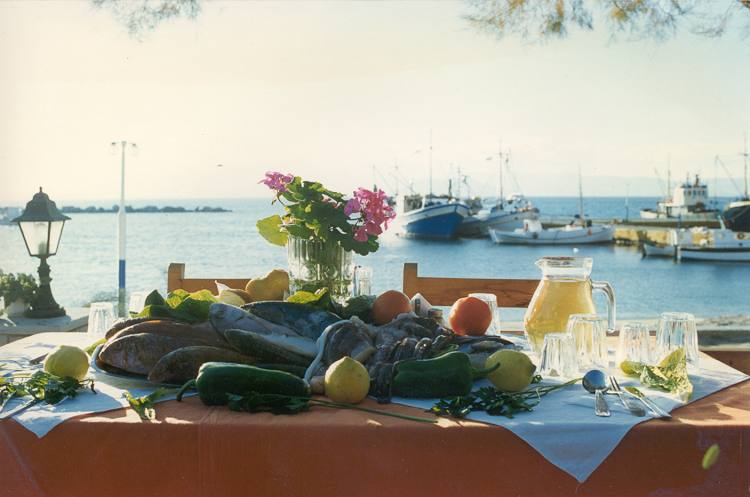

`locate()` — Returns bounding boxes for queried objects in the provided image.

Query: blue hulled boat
[399,194,470,239]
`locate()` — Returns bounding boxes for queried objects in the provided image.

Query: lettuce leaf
[620,348,693,401]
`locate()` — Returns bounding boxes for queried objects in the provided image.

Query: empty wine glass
[566,313,607,371]
[128,291,149,315]
[87,302,116,337]
[468,292,501,335]
[352,266,373,297]
[656,312,699,366]
[539,332,577,378]
[616,322,652,365]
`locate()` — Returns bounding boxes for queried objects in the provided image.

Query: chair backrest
[402,262,538,308]
[167,263,251,293]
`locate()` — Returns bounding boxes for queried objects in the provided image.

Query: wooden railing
[402,262,538,308]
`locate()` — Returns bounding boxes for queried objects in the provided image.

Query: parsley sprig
[0,371,96,410]
[430,377,581,419]
[226,392,437,423]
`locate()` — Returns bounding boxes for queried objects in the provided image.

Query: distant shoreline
[60,205,231,214]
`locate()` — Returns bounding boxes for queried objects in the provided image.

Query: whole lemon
[324,356,370,404]
[485,349,536,392]
[218,289,246,307]
[43,345,90,381]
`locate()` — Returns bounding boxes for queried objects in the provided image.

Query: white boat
[642,223,750,262]
[640,173,719,221]
[490,167,613,245]
[490,219,615,245]
[458,194,539,237]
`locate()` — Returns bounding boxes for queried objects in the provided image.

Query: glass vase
[286,236,354,302]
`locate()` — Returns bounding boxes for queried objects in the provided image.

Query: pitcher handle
[592,280,616,334]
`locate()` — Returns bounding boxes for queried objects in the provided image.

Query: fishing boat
[398,132,470,239]
[458,147,538,238]
[458,195,538,237]
[642,222,750,262]
[640,173,720,222]
[722,135,750,232]
[489,168,613,245]
[399,194,470,239]
[490,218,614,245]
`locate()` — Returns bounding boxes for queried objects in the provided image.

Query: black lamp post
[11,188,70,318]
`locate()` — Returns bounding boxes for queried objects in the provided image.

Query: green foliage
[91,0,201,37]
[286,289,338,314]
[257,215,289,247]
[135,289,217,323]
[464,0,750,42]
[0,371,96,410]
[124,388,174,420]
[0,271,38,304]
[340,295,377,323]
[430,377,579,419]
[622,348,693,401]
[260,177,380,256]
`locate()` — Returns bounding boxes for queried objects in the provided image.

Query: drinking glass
[566,313,607,371]
[468,292,501,335]
[656,312,699,366]
[616,322,652,365]
[352,266,373,297]
[88,302,116,337]
[128,291,149,315]
[539,332,577,378]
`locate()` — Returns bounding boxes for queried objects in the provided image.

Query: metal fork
[609,376,646,417]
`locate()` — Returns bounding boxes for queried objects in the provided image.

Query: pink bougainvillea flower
[259,171,294,192]
[344,198,361,216]
[354,226,369,242]
[346,187,395,242]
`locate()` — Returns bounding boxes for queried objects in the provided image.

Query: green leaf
[257,215,289,246]
[166,289,189,308]
[340,295,376,322]
[702,444,720,470]
[124,388,174,421]
[143,289,166,307]
[621,348,693,401]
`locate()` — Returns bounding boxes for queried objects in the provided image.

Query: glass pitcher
[524,257,616,355]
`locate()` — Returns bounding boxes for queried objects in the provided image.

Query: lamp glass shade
[19,219,65,257]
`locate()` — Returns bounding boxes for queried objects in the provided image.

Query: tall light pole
[111,140,137,317]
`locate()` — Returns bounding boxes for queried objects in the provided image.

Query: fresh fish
[323,319,376,365]
[224,328,315,366]
[242,301,341,340]
[109,320,230,349]
[210,303,304,339]
[105,317,168,339]
[99,333,213,376]
[147,346,259,384]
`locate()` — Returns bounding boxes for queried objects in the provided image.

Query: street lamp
[11,188,70,318]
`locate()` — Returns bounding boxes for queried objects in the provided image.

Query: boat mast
[428,130,433,198]
[578,164,584,221]
[743,131,748,199]
[497,143,504,207]
[667,154,671,198]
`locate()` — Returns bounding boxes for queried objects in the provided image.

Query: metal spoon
[583,369,611,417]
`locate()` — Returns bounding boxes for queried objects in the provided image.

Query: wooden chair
[167,263,250,293]
[402,262,538,308]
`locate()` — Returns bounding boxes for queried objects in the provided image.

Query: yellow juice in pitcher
[523,279,596,354]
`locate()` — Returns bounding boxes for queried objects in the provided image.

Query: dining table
[1,332,749,497]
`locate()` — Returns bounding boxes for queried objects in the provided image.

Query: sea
[1,196,749,321]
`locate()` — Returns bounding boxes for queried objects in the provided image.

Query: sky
[1,0,749,204]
